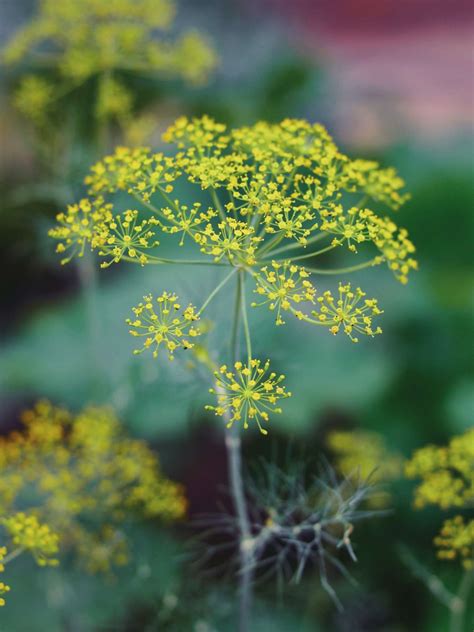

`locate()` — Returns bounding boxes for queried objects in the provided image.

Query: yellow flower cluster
[49,197,113,264]
[295,283,383,342]
[2,513,59,567]
[252,261,316,325]
[327,430,403,507]
[342,159,410,211]
[0,400,186,573]
[127,292,201,359]
[49,115,418,433]
[320,206,417,284]
[70,117,416,285]
[3,0,216,128]
[405,428,474,509]
[195,219,262,265]
[13,75,56,124]
[206,360,291,435]
[406,428,474,568]
[85,146,178,201]
[0,548,10,607]
[434,516,474,570]
[94,209,161,267]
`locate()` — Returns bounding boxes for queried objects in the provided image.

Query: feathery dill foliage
[49,115,417,434]
[194,461,378,608]
[3,0,216,135]
[0,400,186,604]
[405,428,474,569]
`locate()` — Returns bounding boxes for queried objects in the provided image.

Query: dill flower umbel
[405,428,474,510]
[3,0,217,132]
[206,360,291,435]
[49,115,417,434]
[327,430,403,507]
[0,401,186,573]
[298,283,383,342]
[127,292,201,359]
[406,428,474,569]
[252,261,316,325]
[2,513,59,567]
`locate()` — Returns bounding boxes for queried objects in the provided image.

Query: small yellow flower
[127,292,201,359]
[206,359,291,435]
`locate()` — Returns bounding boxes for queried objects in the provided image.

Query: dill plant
[0,400,186,606]
[49,115,417,629]
[403,428,474,632]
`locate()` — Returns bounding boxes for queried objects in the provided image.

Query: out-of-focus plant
[3,0,216,145]
[0,400,186,592]
[49,115,416,630]
[402,428,474,632]
[195,460,380,610]
[327,430,403,507]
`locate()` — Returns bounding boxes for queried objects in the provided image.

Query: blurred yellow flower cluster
[3,0,216,131]
[327,429,403,507]
[0,400,186,576]
[406,428,474,568]
[0,547,11,607]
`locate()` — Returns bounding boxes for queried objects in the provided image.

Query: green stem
[77,251,109,397]
[2,548,24,565]
[449,568,473,632]
[305,258,381,275]
[257,232,285,257]
[210,188,227,223]
[240,271,253,363]
[221,270,254,632]
[268,231,329,257]
[130,192,180,227]
[230,273,242,360]
[276,244,336,263]
[198,268,238,315]
[116,253,229,266]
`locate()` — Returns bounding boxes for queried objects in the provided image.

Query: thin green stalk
[257,232,285,257]
[2,548,24,565]
[210,188,227,223]
[198,268,238,315]
[240,270,252,363]
[269,231,329,257]
[276,243,336,263]
[117,253,230,266]
[305,257,381,275]
[77,250,109,396]
[450,568,473,632]
[222,269,254,632]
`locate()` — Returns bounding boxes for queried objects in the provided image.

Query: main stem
[449,568,473,632]
[224,270,253,632]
